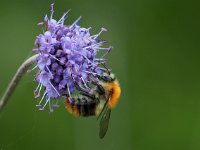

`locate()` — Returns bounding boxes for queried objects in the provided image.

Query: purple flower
[32,4,112,112]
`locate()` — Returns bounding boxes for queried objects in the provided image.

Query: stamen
[27,65,38,73]
[95,58,106,61]
[46,66,54,78]
[36,91,47,107]
[81,77,89,88]
[49,54,61,62]
[44,14,48,22]
[92,28,107,39]
[34,78,43,98]
[101,46,113,58]
[42,27,45,33]
[66,83,71,97]
[57,9,71,25]
[49,81,60,96]
[84,56,93,63]
[34,82,41,93]
[83,41,106,49]
[96,46,112,50]
[39,96,50,111]
[35,82,43,98]
[78,54,92,63]
[87,27,92,30]
[70,16,82,28]
[50,3,54,20]
[49,99,53,112]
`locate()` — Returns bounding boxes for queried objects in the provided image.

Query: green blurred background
[0,0,200,149]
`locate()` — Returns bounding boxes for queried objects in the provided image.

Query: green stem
[0,54,39,112]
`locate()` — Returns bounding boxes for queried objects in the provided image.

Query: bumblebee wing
[99,107,111,139]
[97,94,109,121]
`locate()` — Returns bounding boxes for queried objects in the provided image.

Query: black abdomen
[71,97,99,117]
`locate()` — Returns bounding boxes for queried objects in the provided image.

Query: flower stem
[0,54,39,112]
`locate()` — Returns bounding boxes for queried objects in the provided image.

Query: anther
[93,27,108,39]
[37,22,44,26]
[50,3,55,20]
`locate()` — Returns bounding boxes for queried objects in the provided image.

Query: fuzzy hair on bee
[66,93,99,117]
[97,72,121,109]
[65,72,121,138]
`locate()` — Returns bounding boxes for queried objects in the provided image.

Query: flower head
[32,4,112,112]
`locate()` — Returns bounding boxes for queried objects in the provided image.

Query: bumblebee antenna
[101,62,111,75]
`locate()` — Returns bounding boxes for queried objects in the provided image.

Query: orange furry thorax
[103,79,121,108]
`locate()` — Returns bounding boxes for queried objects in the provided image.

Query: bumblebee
[65,92,99,117]
[65,72,121,138]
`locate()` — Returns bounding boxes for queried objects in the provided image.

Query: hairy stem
[0,54,39,112]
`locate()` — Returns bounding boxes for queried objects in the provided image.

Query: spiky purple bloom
[31,4,112,112]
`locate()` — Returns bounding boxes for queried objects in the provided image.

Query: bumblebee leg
[79,91,96,100]
[91,81,105,95]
